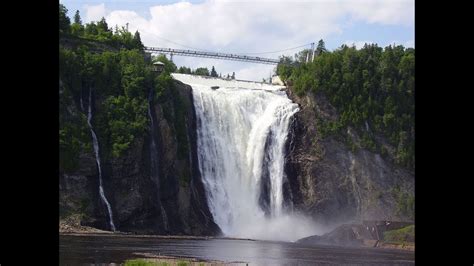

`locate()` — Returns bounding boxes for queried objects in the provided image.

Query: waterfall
[87,88,116,232]
[172,74,320,242]
[147,89,169,232]
[80,87,84,112]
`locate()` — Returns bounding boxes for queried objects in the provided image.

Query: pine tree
[231,72,235,79]
[316,39,327,56]
[194,67,210,76]
[59,4,71,34]
[74,10,82,25]
[210,66,218,77]
[132,31,144,50]
[71,10,84,36]
[97,17,109,32]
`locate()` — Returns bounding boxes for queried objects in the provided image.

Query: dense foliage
[177,65,236,79]
[383,225,415,243]
[59,4,144,50]
[59,4,71,34]
[60,47,153,164]
[278,41,414,169]
[59,4,180,171]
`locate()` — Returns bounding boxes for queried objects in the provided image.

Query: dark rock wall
[60,77,414,235]
[59,80,221,235]
[284,88,414,226]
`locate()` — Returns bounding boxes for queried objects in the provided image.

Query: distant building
[152,61,165,73]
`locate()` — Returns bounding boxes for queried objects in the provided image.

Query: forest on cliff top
[278,41,414,170]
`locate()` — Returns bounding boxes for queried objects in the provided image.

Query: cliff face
[59,75,414,235]
[59,80,221,235]
[285,88,414,225]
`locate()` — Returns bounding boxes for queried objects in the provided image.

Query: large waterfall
[87,88,116,232]
[172,74,320,242]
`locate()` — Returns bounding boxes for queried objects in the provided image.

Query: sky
[60,0,414,81]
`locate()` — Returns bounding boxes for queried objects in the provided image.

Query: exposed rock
[284,88,414,226]
[296,221,415,250]
[297,224,365,247]
[59,80,221,236]
[296,220,414,248]
[60,74,414,236]
[59,214,112,234]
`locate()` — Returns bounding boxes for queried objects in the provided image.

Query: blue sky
[60,0,414,81]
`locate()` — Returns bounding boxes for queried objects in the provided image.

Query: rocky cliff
[59,80,221,236]
[60,75,414,235]
[284,87,414,226]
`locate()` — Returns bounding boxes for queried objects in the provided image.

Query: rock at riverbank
[296,220,414,250]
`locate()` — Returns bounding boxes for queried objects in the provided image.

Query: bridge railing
[144,47,280,65]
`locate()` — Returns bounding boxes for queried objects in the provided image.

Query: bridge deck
[145,47,280,65]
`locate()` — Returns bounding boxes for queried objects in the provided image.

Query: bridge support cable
[144,47,280,65]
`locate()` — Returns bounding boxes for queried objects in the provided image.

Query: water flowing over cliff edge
[60,74,413,240]
[172,74,324,241]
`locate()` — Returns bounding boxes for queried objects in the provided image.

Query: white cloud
[404,40,415,48]
[106,10,149,31]
[88,0,413,81]
[84,4,106,23]
[342,0,414,26]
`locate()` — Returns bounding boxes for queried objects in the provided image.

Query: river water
[60,234,414,265]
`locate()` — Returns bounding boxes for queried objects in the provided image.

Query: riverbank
[125,254,246,265]
[295,221,414,252]
[60,217,412,251]
[60,215,255,241]
[60,215,113,234]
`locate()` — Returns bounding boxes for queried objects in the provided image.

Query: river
[60,234,414,265]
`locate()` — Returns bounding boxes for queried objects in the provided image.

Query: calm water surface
[59,234,414,265]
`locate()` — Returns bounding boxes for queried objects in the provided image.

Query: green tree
[71,10,84,36]
[132,30,145,50]
[231,72,235,79]
[59,4,71,34]
[316,39,327,56]
[103,95,148,158]
[84,22,98,37]
[178,66,192,74]
[74,10,82,25]
[210,66,218,77]
[277,43,414,169]
[97,17,110,32]
[194,67,210,76]
[276,55,295,80]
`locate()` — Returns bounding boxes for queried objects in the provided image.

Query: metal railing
[144,47,280,65]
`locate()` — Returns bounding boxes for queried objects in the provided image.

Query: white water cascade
[172,74,321,242]
[87,88,116,232]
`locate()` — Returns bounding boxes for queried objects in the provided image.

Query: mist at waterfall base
[173,74,325,242]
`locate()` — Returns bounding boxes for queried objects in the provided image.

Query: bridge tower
[306,42,315,63]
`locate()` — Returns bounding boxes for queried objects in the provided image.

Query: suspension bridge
[144,46,282,65]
